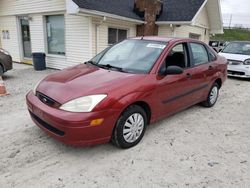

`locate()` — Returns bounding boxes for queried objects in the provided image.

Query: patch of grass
[211,28,250,41]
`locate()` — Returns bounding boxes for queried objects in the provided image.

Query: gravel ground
[0,63,250,188]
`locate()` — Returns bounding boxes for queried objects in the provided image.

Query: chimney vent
[134,0,163,36]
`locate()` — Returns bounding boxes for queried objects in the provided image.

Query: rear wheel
[201,83,219,107]
[112,105,147,149]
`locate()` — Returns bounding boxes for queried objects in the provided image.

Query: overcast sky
[220,0,250,28]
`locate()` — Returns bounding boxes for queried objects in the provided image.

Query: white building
[0,0,223,69]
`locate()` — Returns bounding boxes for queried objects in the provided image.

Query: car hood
[37,64,147,104]
[219,52,250,61]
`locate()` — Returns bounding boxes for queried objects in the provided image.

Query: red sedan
[26,37,227,148]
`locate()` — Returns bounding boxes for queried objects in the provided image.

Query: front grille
[228,70,245,76]
[36,92,61,108]
[29,111,65,136]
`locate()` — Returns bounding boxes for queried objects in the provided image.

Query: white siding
[45,14,91,69]
[158,26,173,37]
[0,0,66,67]
[29,15,45,52]
[46,55,66,69]
[195,6,210,28]
[92,19,97,55]
[0,16,21,62]
[0,0,65,16]
[176,25,209,43]
[158,25,209,43]
[98,25,108,53]
[64,14,91,67]
[0,12,92,69]
[206,0,223,33]
[38,14,92,70]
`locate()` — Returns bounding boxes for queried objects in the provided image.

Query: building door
[20,18,32,58]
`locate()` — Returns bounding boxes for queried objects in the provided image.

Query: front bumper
[227,64,250,78]
[26,91,121,146]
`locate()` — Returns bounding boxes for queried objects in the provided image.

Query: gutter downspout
[170,24,176,37]
[95,17,106,55]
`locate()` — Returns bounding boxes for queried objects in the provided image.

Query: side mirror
[159,65,184,76]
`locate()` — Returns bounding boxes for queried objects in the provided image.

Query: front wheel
[112,105,147,149]
[201,83,219,107]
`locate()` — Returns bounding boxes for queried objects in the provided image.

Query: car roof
[131,36,202,43]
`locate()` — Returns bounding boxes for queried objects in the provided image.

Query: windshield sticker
[146,44,166,49]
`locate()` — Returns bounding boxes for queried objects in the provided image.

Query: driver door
[155,42,196,119]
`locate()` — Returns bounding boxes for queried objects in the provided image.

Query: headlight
[0,48,10,56]
[243,59,250,65]
[59,94,107,112]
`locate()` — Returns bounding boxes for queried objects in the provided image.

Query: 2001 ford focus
[26,37,227,148]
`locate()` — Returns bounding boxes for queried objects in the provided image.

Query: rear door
[186,42,214,102]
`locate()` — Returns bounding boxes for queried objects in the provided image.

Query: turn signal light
[90,118,104,126]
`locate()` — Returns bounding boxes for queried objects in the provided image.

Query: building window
[46,15,65,55]
[2,30,10,39]
[108,28,127,45]
[189,33,200,40]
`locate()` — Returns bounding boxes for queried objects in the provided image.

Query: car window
[207,48,217,62]
[190,43,209,66]
[91,48,110,63]
[172,44,184,53]
[165,43,188,68]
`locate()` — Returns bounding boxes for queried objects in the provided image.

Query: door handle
[208,65,214,70]
[186,73,192,79]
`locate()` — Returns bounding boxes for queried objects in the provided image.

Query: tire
[0,65,3,76]
[201,83,219,107]
[112,105,147,149]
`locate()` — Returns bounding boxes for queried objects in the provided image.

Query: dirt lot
[0,63,249,188]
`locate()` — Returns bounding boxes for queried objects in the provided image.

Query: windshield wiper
[97,64,125,72]
[85,62,127,72]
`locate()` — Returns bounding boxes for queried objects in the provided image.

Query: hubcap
[210,86,218,104]
[123,113,144,143]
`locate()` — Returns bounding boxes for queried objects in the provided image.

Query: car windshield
[222,42,250,55]
[90,39,167,74]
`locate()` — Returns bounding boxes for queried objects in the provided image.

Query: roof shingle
[72,0,206,22]
[72,0,142,20]
[158,0,205,22]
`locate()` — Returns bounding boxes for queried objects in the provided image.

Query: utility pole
[229,14,232,29]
